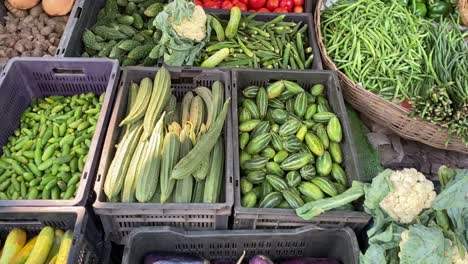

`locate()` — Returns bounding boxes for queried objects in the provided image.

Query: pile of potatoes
[0,1,71,64]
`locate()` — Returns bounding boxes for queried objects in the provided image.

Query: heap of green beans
[321,0,431,102]
[412,19,468,143]
[198,14,315,69]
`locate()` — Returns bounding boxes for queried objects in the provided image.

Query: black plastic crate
[0,207,106,264]
[122,226,360,264]
[231,69,370,230]
[202,10,323,70]
[93,66,234,244]
[57,0,168,60]
[0,57,119,206]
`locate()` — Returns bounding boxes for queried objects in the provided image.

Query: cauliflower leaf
[399,225,452,264]
[432,170,468,210]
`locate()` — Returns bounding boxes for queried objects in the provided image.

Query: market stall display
[232,69,370,230]
[0,57,119,206]
[314,0,468,153]
[0,0,78,64]
[93,66,233,244]
[195,10,319,69]
[194,0,306,13]
[122,226,359,264]
[0,207,106,264]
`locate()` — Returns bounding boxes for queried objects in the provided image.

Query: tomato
[249,0,267,9]
[239,0,249,4]
[293,0,304,6]
[204,0,222,8]
[293,5,303,12]
[258,7,270,12]
[231,0,239,4]
[279,0,293,11]
[273,7,288,12]
[266,0,280,11]
[222,1,234,9]
[401,100,412,110]
[195,0,203,6]
[235,2,248,10]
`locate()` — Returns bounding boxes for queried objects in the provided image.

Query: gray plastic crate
[122,226,360,264]
[0,206,106,264]
[231,69,370,230]
[93,66,234,245]
[0,57,120,206]
[203,11,323,70]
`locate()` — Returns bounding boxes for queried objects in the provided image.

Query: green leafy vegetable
[150,0,211,66]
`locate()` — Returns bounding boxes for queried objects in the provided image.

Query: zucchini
[203,139,224,203]
[174,128,194,203]
[54,230,73,264]
[160,131,181,203]
[25,227,54,264]
[120,79,153,126]
[0,228,27,264]
[225,6,241,39]
[135,114,165,202]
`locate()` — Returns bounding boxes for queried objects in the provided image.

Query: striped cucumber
[256,87,268,118]
[160,131,181,203]
[280,153,313,171]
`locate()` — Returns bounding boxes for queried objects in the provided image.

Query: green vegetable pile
[0,93,104,200]
[322,0,430,101]
[81,0,166,66]
[197,10,315,69]
[238,80,349,209]
[295,166,468,264]
[322,0,468,143]
[392,0,459,21]
[411,19,468,143]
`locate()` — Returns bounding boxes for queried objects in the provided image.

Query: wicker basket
[460,0,468,26]
[313,0,468,154]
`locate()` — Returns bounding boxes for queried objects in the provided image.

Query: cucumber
[246,133,271,155]
[286,171,301,187]
[265,174,288,191]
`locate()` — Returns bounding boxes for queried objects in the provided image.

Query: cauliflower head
[379,168,436,224]
[171,6,207,42]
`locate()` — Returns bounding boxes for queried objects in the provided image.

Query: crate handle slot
[75,6,82,19]
[52,68,85,76]
[0,220,42,225]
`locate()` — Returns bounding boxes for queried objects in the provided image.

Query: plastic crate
[0,57,120,206]
[122,226,360,264]
[231,69,370,230]
[57,0,167,60]
[93,66,234,245]
[204,11,323,70]
[0,206,106,264]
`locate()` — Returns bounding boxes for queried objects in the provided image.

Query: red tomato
[293,5,303,12]
[273,7,288,12]
[239,0,249,4]
[266,0,280,11]
[231,0,239,4]
[249,0,266,9]
[401,100,412,110]
[235,2,248,10]
[204,0,222,8]
[195,0,203,6]
[222,1,234,9]
[279,0,293,11]
[257,7,270,12]
[293,0,304,6]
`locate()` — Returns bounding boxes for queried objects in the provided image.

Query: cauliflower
[451,248,468,264]
[171,5,207,42]
[379,168,436,224]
